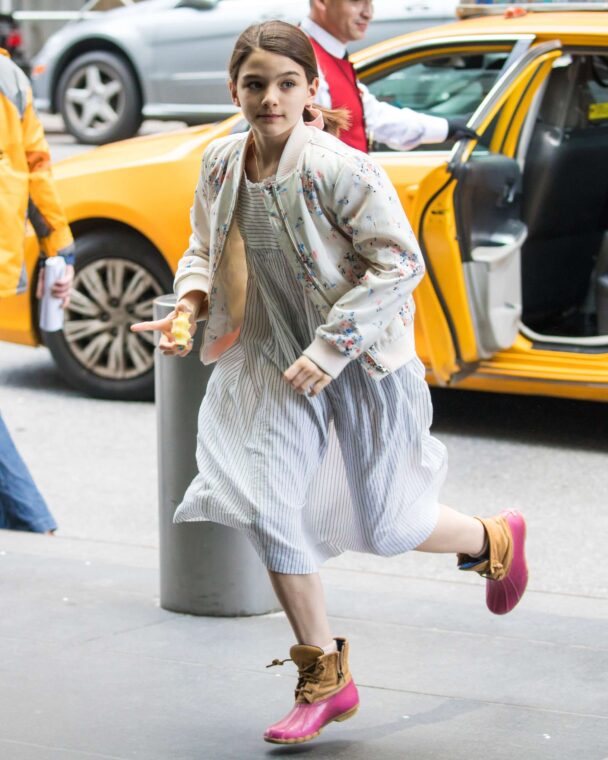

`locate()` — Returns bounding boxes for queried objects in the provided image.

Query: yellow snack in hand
[171,312,191,347]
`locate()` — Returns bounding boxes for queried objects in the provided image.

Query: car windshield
[368,52,508,116]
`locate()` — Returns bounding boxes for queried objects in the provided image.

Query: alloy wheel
[64,258,163,380]
[63,62,125,140]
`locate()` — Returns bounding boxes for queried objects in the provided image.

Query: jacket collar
[235,115,321,184]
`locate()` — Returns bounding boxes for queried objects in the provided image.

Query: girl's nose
[262,87,279,106]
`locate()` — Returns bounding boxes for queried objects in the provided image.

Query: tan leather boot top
[289,638,351,704]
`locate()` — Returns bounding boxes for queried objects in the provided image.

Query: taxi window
[537,54,608,129]
[587,56,608,125]
[366,51,509,152]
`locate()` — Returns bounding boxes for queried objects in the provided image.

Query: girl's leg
[264,570,360,744]
[267,570,334,647]
[417,504,528,617]
[416,504,486,556]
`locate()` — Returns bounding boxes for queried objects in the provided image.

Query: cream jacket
[174,118,425,380]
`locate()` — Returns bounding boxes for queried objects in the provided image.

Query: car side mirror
[176,0,218,9]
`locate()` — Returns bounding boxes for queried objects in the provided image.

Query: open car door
[410,40,562,385]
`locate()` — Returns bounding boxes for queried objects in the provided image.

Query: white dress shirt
[300,17,449,151]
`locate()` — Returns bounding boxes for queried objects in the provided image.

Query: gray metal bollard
[154,295,278,616]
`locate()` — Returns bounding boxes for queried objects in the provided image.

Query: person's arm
[130,158,210,354]
[173,157,211,320]
[302,155,425,378]
[359,81,449,151]
[22,86,74,264]
[21,81,75,305]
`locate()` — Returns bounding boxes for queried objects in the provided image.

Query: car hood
[53,121,225,180]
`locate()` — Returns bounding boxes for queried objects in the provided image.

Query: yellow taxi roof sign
[457,0,608,18]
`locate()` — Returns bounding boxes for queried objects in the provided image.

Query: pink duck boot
[264,638,359,744]
[458,510,528,615]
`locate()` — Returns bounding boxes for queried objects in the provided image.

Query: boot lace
[265,658,326,701]
[266,657,293,668]
[295,662,325,701]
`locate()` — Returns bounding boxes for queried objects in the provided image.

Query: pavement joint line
[5,541,608,602]
[1,534,159,553]
[0,737,129,760]
[326,615,608,653]
[80,616,177,645]
[322,565,608,602]
[78,651,608,721]
[4,535,607,601]
[339,682,608,721]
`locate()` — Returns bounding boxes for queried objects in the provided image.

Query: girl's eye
[246,82,262,90]
[281,81,296,89]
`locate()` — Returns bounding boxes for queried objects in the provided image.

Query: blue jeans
[0,413,57,532]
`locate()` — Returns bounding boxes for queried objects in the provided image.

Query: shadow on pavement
[0,344,75,397]
[431,387,608,452]
[266,698,483,757]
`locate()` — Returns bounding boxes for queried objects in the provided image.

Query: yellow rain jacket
[0,48,73,299]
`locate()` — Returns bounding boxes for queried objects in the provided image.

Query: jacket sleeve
[173,157,211,318]
[22,86,74,263]
[359,81,449,151]
[303,154,425,378]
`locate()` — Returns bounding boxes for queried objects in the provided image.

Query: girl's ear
[306,76,319,108]
[228,80,240,107]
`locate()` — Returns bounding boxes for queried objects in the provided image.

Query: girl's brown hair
[228,20,350,137]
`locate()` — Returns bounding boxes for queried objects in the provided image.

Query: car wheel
[43,231,173,400]
[57,50,143,144]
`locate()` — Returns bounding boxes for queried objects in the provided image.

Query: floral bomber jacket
[173,116,426,381]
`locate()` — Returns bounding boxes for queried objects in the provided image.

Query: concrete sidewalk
[1,530,606,760]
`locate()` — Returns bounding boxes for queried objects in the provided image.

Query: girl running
[132,20,527,746]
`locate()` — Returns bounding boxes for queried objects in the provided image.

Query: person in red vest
[301,0,477,152]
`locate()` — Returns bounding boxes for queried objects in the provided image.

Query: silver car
[31,0,458,144]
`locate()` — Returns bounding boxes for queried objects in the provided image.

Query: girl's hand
[36,264,75,308]
[284,356,331,397]
[130,299,198,357]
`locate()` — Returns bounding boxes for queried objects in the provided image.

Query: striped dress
[173,173,448,574]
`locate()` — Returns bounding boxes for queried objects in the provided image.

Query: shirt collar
[300,17,347,60]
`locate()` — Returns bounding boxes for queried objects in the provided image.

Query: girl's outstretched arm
[173,156,212,321]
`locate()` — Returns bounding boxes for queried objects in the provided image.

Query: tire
[57,50,143,144]
[43,231,173,401]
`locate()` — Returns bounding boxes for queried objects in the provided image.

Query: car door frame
[360,38,562,385]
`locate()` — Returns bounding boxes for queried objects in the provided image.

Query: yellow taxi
[1,2,607,400]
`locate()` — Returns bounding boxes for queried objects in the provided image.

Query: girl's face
[229,50,318,142]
